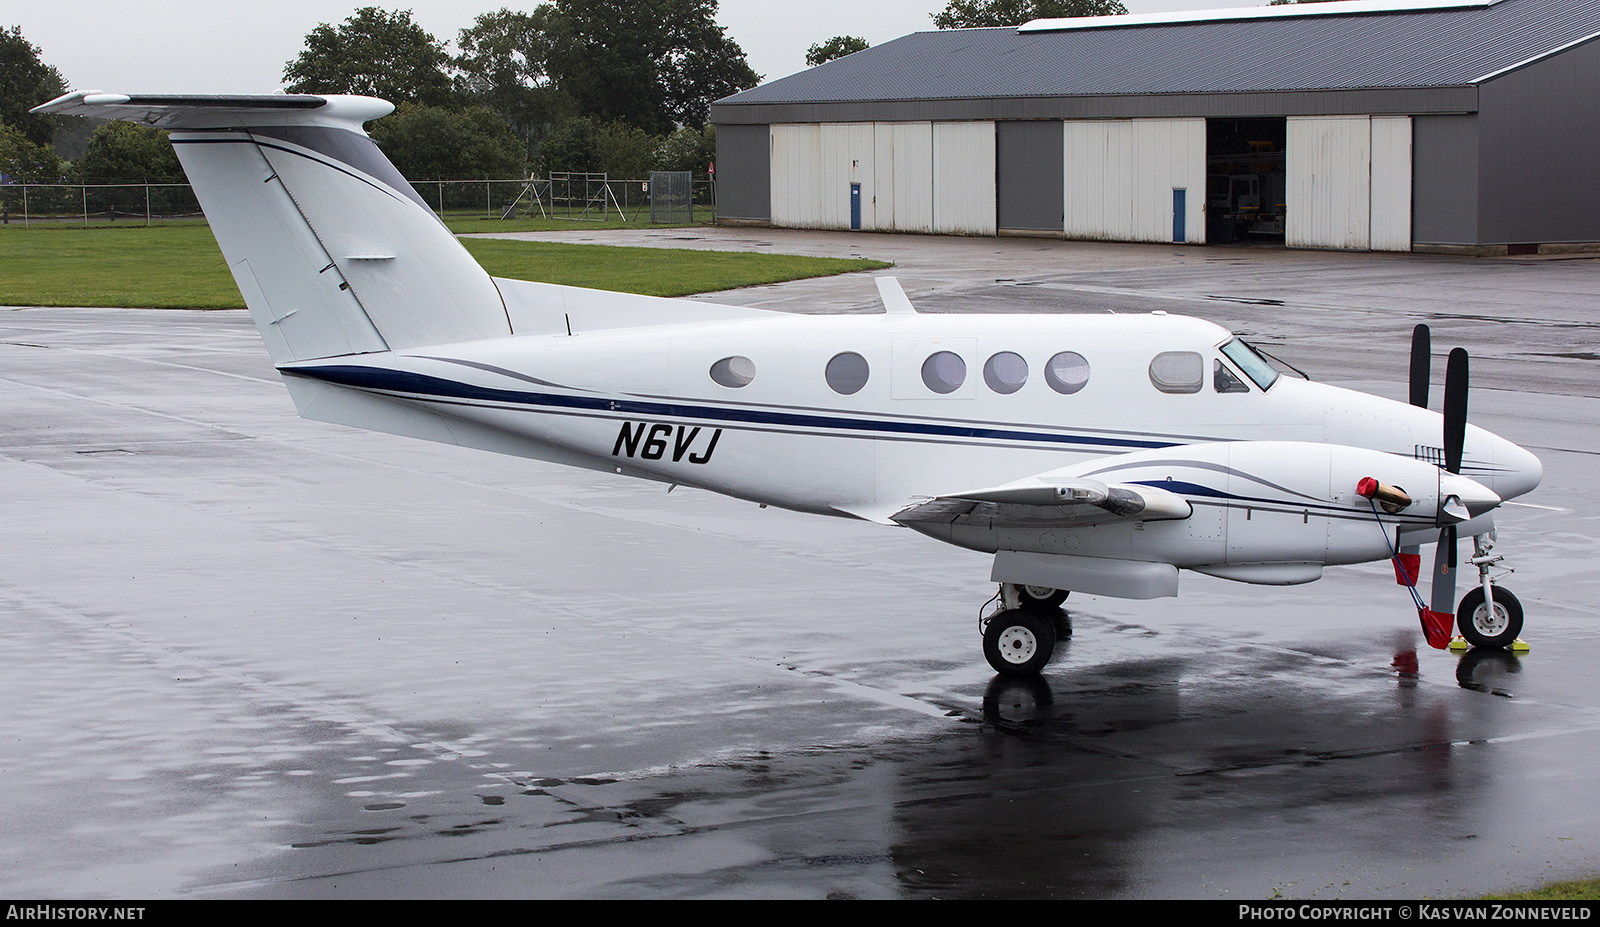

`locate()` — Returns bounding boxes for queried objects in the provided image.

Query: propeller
[1409,323,1430,409]
[1422,345,1472,647]
[1395,326,1428,595]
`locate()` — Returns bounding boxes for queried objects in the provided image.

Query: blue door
[850,183,862,231]
[1173,188,1187,243]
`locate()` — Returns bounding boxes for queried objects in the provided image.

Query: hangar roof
[716,0,1600,110]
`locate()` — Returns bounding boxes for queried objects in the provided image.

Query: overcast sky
[14,1,1248,99]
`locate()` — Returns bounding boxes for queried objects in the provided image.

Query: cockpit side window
[1220,338,1281,391]
[1213,359,1249,393]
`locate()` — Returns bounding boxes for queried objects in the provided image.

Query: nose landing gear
[1457,532,1524,650]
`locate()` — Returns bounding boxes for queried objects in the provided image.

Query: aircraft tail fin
[32,92,511,364]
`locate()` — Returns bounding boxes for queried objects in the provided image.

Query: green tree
[657,124,716,177]
[806,36,870,67]
[537,116,662,178]
[69,121,182,183]
[932,0,1127,29]
[0,118,63,182]
[454,7,575,143]
[544,0,760,134]
[368,104,527,180]
[1,26,68,148]
[282,7,457,107]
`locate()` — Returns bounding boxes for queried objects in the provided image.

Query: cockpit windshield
[1220,338,1280,391]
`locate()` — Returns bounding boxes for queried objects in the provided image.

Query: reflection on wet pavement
[3,284,1599,898]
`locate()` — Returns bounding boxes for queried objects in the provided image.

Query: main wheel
[1457,586,1523,649]
[983,608,1057,677]
[1018,585,1069,611]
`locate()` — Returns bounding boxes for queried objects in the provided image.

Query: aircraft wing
[886,475,1192,529]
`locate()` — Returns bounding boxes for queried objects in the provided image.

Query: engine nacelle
[948,442,1497,584]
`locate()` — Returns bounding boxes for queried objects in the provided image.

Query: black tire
[1018,585,1068,611]
[983,608,1057,677]
[1457,586,1523,650]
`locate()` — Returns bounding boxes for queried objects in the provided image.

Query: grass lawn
[1485,876,1600,900]
[458,237,885,298]
[0,223,886,309]
[443,214,715,235]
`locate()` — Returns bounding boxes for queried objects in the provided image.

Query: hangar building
[709,0,1600,254]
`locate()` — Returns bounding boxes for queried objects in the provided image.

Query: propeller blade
[1409,324,1431,408]
[1423,525,1459,647]
[1443,348,1468,474]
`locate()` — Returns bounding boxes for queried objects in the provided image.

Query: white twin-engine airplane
[36,91,1545,676]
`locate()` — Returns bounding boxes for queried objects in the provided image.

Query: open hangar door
[1206,118,1287,245]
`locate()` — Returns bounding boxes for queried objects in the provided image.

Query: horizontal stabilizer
[32,91,388,131]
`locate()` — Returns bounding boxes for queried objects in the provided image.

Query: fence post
[82,184,88,228]
[145,182,151,227]
[22,185,28,227]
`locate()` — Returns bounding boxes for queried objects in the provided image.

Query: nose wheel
[1457,586,1523,650]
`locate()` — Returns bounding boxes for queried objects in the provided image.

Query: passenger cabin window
[921,351,966,394]
[1214,359,1249,393]
[983,352,1028,394]
[1150,351,1204,394]
[1044,352,1089,394]
[709,355,756,388]
[826,352,870,395]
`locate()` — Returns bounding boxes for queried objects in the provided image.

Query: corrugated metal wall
[714,124,772,221]
[997,121,1065,231]
[876,122,934,233]
[1288,116,1370,249]
[933,122,997,236]
[1286,115,1412,251]
[1369,115,1413,252]
[770,124,822,228]
[769,121,992,235]
[1063,119,1205,243]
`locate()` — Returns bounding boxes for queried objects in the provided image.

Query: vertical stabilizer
[31,92,512,363]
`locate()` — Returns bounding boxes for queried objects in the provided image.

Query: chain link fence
[0,183,203,226]
[0,176,716,226]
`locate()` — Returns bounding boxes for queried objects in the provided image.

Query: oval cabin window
[709,355,756,388]
[921,351,967,394]
[1150,351,1204,393]
[983,352,1028,394]
[1045,352,1090,394]
[825,352,870,395]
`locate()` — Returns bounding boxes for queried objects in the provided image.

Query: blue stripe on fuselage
[282,364,1180,451]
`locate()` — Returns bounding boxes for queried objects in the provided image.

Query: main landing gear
[981,584,1070,676]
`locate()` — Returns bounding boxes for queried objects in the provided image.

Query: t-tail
[33,92,512,366]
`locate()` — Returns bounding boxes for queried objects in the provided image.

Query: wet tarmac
[2,235,1598,898]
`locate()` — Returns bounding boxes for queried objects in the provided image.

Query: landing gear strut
[1457,531,1523,649]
